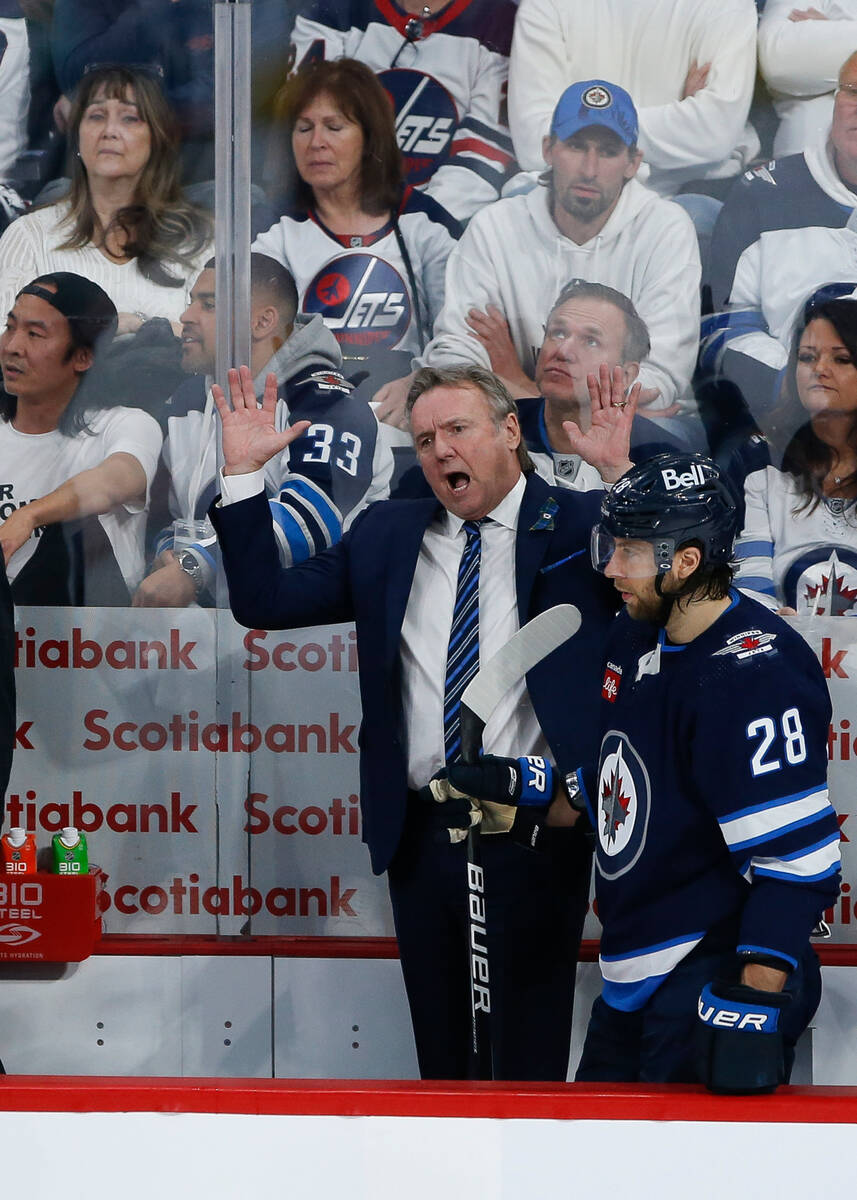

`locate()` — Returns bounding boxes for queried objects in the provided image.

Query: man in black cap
[0,271,163,603]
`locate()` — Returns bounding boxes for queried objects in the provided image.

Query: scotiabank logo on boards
[101,874,359,918]
[15,626,198,671]
[5,789,361,838]
[82,709,357,754]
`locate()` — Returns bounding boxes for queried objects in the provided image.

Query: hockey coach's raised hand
[212,366,310,477]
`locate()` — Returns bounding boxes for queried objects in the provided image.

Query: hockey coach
[570,452,841,1092]
[210,359,636,1080]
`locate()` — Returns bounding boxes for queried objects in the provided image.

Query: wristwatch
[562,769,587,813]
[175,549,205,594]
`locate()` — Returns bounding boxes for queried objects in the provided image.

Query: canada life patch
[378,69,459,186]
[602,661,622,702]
[303,254,411,348]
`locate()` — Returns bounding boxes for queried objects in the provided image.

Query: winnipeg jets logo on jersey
[303,255,411,348]
[596,732,651,879]
[378,69,459,186]
[713,629,777,661]
[782,547,857,616]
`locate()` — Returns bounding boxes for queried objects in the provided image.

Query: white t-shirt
[0,406,163,589]
[0,203,211,324]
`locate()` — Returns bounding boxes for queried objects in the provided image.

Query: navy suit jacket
[212,471,618,874]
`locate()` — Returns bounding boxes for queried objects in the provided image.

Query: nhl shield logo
[303,254,411,348]
[582,85,611,109]
[596,731,651,879]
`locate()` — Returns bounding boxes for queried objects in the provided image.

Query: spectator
[288,0,517,222]
[377,81,700,429]
[0,65,212,332]
[735,295,857,614]
[51,0,297,184]
[133,253,392,607]
[758,1,857,157]
[254,58,460,405]
[521,281,691,490]
[508,0,759,199]
[0,1,30,183]
[0,271,162,604]
[702,50,857,425]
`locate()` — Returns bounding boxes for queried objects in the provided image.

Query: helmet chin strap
[653,571,678,627]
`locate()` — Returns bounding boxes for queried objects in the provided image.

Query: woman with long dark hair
[0,65,211,333]
[254,58,459,396]
[735,297,857,614]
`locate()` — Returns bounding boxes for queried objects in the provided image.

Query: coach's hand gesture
[213,366,310,476]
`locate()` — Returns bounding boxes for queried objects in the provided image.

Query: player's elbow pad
[695,979,789,1095]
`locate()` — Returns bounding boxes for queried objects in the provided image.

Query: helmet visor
[591,525,670,578]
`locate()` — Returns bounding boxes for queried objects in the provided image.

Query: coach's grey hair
[549,279,650,365]
[405,363,534,472]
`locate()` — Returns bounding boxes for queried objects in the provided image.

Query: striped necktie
[444,519,483,763]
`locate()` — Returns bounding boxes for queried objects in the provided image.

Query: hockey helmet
[592,452,738,577]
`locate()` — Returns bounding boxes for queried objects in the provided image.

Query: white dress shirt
[220,469,549,788]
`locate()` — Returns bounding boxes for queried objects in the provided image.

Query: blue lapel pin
[530,497,559,532]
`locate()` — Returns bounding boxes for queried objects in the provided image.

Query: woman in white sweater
[0,65,211,333]
[735,296,857,615]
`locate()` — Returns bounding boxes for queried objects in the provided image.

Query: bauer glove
[695,978,790,1094]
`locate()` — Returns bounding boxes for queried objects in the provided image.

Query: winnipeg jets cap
[549,79,639,148]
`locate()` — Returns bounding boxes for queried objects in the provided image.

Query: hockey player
[288,0,517,222]
[132,254,392,606]
[577,453,841,1090]
[447,451,841,1090]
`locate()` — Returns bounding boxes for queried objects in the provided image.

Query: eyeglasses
[835,82,857,104]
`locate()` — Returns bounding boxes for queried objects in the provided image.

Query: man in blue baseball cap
[543,79,643,239]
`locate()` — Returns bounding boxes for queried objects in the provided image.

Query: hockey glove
[695,979,790,1095]
[420,776,480,844]
[447,755,555,808]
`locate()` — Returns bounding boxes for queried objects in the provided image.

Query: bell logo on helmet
[661,463,706,492]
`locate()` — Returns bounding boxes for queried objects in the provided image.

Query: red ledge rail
[93,934,857,967]
[1,1078,857,1122]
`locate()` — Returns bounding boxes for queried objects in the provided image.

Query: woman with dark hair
[0,65,212,333]
[254,58,460,395]
[735,297,857,615]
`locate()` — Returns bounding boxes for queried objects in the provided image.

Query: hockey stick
[458,602,582,1080]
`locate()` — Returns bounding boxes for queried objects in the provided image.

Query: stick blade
[461,603,582,726]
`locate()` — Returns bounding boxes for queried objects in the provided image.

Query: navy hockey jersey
[581,590,840,1011]
[291,0,517,221]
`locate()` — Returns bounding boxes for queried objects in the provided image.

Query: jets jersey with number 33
[581,590,840,1012]
[290,0,517,221]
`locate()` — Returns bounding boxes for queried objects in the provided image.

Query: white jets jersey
[736,463,857,616]
[253,187,460,362]
[291,0,517,221]
[0,3,29,180]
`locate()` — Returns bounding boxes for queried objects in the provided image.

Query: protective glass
[591,525,663,578]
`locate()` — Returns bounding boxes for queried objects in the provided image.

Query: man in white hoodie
[395,80,702,427]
